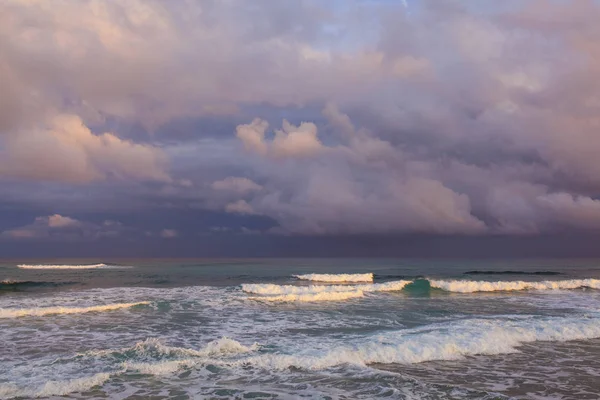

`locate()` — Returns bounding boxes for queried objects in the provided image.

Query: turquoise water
[1,259,600,399]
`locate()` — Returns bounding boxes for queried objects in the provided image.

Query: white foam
[249,290,364,302]
[0,301,150,319]
[430,278,600,293]
[0,372,110,399]
[124,359,196,375]
[293,273,374,282]
[235,315,600,370]
[17,263,131,269]
[88,337,258,359]
[242,280,411,295]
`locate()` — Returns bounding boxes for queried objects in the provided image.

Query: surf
[293,273,374,282]
[0,301,150,319]
[17,263,132,269]
[233,315,600,371]
[430,278,600,293]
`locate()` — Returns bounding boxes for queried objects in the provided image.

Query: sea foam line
[293,273,374,282]
[17,263,131,269]
[430,278,600,293]
[0,301,150,319]
[248,290,365,302]
[242,280,411,295]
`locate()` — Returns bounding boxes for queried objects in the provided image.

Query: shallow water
[1,258,600,399]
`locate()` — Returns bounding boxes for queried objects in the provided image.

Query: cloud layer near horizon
[2,0,600,243]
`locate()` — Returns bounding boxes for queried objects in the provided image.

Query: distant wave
[464,270,562,276]
[0,280,76,290]
[234,315,600,370]
[242,280,411,296]
[430,278,600,293]
[0,301,150,319]
[248,290,365,302]
[293,273,373,282]
[243,277,600,300]
[17,263,132,270]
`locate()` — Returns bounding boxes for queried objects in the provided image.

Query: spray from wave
[430,278,600,293]
[0,301,150,319]
[17,263,132,270]
[293,273,373,282]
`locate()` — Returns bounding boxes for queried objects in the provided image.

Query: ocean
[1,258,600,399]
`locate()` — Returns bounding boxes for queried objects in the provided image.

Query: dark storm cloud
[2,0,600,255]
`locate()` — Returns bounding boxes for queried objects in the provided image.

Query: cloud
[211,177,262,194]
[225,200,257,215]
[236,119,323,158]
[1,214,129,240]
[0,114,170,183]
[3,0,600,242]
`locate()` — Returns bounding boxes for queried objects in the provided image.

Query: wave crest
[248,290,364,302]
[237,316,600,370]
[0,302,150,319]
[0,372,110,399]
[293,273,373,282]
[242,280,411,296]
[17,263,131,270]
[430,278,600,293]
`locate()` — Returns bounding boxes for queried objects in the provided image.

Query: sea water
[1,258,600,399]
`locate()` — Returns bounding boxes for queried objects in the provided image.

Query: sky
[2,0,600,258]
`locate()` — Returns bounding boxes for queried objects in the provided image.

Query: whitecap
[293,273,373,282]
[0,301,150,319]
[17,263,132,269]
[0,372,110,399]
[231,315,600,370]
[242,280,411,295]
[248,290,364,302]
[430,278,600,293]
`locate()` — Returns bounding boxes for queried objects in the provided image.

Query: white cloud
[211,177,262,194]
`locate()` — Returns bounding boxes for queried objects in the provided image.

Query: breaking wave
[235,315,600,370]
[248,290,365,302]
[0,301,150,319]
[93,337,258,359]
[17,263,132,270]
[293,273,373,282]
[242,280,411,295]
[0,372,110,399]
[430,278,600,293]
[464,270,561,276]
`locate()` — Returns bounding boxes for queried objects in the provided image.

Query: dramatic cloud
[236,119,323,158]
[0,114,170,183]
[2,0,600,253]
